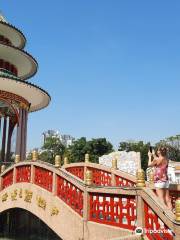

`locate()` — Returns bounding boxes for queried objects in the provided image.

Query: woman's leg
[155,188,165,205]
[164,189,173,211]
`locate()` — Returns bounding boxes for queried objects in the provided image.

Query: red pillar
[1,117,7,162]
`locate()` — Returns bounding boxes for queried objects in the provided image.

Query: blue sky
[1,1,180,150]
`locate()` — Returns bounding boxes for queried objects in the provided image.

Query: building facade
[0,14,50,162]
[42,130,75,147]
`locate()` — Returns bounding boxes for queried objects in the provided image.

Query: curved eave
[0,77,51,112]
[0,21,26,49]
[0,43,38,81]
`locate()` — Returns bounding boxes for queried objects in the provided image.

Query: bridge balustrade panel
[115,175,135,187]
[56,175,83,216]
[2,169,13,189]
[88,167,112,186]
[16,166,31,183]
[144,201,174,240]
[89,193,136,230]
[64,164,136,187]
[34,166,53,192]
[66,166,84,180]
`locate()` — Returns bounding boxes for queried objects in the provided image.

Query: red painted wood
[66,166,84,180]
[56,175,83,216]
[144,201,173,240]
[34,166,53,192]
[115,175,135,187]
[16,166,31,183]
[88,167,112,186]
[2,169,13,189]
[89,193,136,230]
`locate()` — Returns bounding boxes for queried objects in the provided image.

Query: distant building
[42,130,75,147]
[60,134,75,147]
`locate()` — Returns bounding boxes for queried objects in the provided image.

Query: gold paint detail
[175,199,180,222]
[1,165,6,173]
[85,153,89,163]
[32,150,38,161]
[11,189,18,201]
[64,157,69,165]
[2,193,8,202]
[36,196,46,210]
[112,158,117,169]
[55,155,61,168]
[24,190,33,203]
[51,206,59,216]
[15,155,20,163]
[85,170,93,186]
[19,189,23,198]
[136,169,146,187]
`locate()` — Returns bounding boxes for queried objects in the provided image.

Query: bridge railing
[0,159,180,239]
[63,162,136,187]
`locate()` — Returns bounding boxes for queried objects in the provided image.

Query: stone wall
[99,151,141,175]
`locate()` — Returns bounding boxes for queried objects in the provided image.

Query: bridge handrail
[0,161,86,192]
[63,162,136,184]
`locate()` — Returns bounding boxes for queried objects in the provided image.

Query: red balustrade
[144,201,174,240]
[16,166,31,183]
[34,166,53,192]
[88,168,112,186]
[115,175,135,187]
[66,167,84,180]
[57,175,83,216]
[89,193,136,230]
[2,169,13,189]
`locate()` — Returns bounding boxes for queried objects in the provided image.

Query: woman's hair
[158,146,167,157]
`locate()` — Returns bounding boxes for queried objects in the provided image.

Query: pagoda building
[0,14,50,162]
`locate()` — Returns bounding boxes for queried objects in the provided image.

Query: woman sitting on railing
[148,147,173,211]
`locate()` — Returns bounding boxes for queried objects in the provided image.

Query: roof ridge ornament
[0,12,7,23]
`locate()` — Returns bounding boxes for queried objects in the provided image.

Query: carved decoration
[51,206,59,216]
[11,189,18,201]
[2,193,8,202]
[19,188,23,198]
[24,189,33,203]
[36,196,46,210]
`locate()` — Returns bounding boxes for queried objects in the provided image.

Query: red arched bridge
[0,159,180,240]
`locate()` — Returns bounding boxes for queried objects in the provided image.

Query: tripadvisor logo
[135,227,143,235]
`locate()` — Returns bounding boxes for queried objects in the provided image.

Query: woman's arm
[148,158,157,167]
[148,151,153,166]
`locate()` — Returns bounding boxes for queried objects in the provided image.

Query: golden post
[148,169,154,187]
[64,157,69,165]
[175,199,180,222]
[112,157,117,169]
[15,155,20,164]
[85,153,90,163]
[1,165,6,173]
[85,170,93,186]
[55,155,61,168]
[32,150,38,161]
[136,169,146,187]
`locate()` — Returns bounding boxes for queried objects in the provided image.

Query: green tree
[40,136,66,164]
[86,138,114,163]
[68,137,114,163]
[118,141,151,171]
